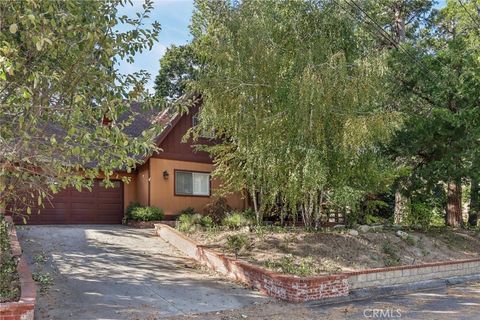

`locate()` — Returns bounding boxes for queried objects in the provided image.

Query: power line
[457,0,480,30]
[344,0,442,85]
[329,0,441,109]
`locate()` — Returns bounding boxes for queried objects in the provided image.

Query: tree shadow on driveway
[17,225,268,320]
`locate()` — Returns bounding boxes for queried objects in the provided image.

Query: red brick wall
[156,223,480,302]
[0,217,36,320]
[155,224,348,302]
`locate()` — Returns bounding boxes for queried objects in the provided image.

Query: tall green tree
[388,0,480,227]
[154,44,198,101]
[191,0,399,226]
[362,0,435,225]
[0,0,161,221]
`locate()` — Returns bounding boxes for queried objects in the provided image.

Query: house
[18,100,247,224]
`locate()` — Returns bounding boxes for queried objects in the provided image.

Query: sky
[117,0,194,92]
[117,0,447,93]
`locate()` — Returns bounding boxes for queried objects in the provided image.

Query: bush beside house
[124,202,165,228]
[0,216,20,303]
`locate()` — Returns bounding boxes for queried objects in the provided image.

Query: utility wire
[344,0,443,85]
[457,0,480,30]
[329,0,440,109]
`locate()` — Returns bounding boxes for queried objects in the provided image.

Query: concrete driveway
[17,225,268,320]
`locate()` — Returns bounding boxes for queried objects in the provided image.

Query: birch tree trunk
[251,186,260,224]
[394,189,410,225]
[392,4,410,225]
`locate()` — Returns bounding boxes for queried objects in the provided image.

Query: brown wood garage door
[20,180,124,225]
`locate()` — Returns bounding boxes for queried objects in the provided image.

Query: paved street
[168,281,480,320]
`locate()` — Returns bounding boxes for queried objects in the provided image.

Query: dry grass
[187,226,480,276]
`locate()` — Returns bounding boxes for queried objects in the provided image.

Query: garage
[19,180,124,225]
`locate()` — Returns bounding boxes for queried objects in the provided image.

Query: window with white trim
[175,171,210,196]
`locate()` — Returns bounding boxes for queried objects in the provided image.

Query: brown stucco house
[20,100,247,224]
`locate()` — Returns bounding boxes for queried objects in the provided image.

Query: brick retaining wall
[155,223,480,302]
[0,216,36,320]
[346,259,480,290]
[155,224,348,302]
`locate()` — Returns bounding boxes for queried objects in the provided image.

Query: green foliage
[177,213,215,232]
[365,214,384,225]
[404,202,436,228]
[191,0,399,227]
[0,216,20,302]
[178,207,197,216]
[33,252,48,265]
[264,254,321,276]
[0,0,162,220]
[382,241,401,266]
[386,1,480,227]
[200,215,214,228]
[129,206,164,222]
[154,44,198,101]
[177,213,199,232]
[32,272,53,293]
[126,202,142,216]
[203,198,231,224]
[222,212,253,229]
[226,233,250,258]
[404,235,416,246]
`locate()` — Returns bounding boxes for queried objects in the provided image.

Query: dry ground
[188,226,480,275]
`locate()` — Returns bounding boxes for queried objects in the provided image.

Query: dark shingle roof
[119,102,176,139]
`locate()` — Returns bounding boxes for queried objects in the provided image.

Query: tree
[154,44,198,101]
[0,0,161,221]
[388,0,480,227]
[364,0,434,45]
[358,0,435,225]
[191,0,398,226]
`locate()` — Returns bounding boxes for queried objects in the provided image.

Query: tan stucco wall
[137,162,150,207]
[123,175,137,212]
[148,158,246,215]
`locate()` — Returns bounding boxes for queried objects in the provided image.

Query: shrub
[264,254,321,276]
[222,212,253,229]
[178,207,197,216]
[200,216,214,228]
[226,234,250,258]
[129,206,164,221]
[382,241,401,267]
[126,201,141,218]
[405,202,436,229]
[203,197,231,223]
[0,216,20,302]
[177,213,215,232]
[177,213,202,232]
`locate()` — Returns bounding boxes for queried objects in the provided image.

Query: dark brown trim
[147,159,151,206]
[152,152,213,164]
[173,169,212,198]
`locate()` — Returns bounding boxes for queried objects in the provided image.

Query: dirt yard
[187,226,480,276]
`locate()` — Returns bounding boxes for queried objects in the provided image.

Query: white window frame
[175,170,211,196]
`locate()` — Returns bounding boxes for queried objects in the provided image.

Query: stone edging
[154,223,480,302]
[0,216,36,320]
